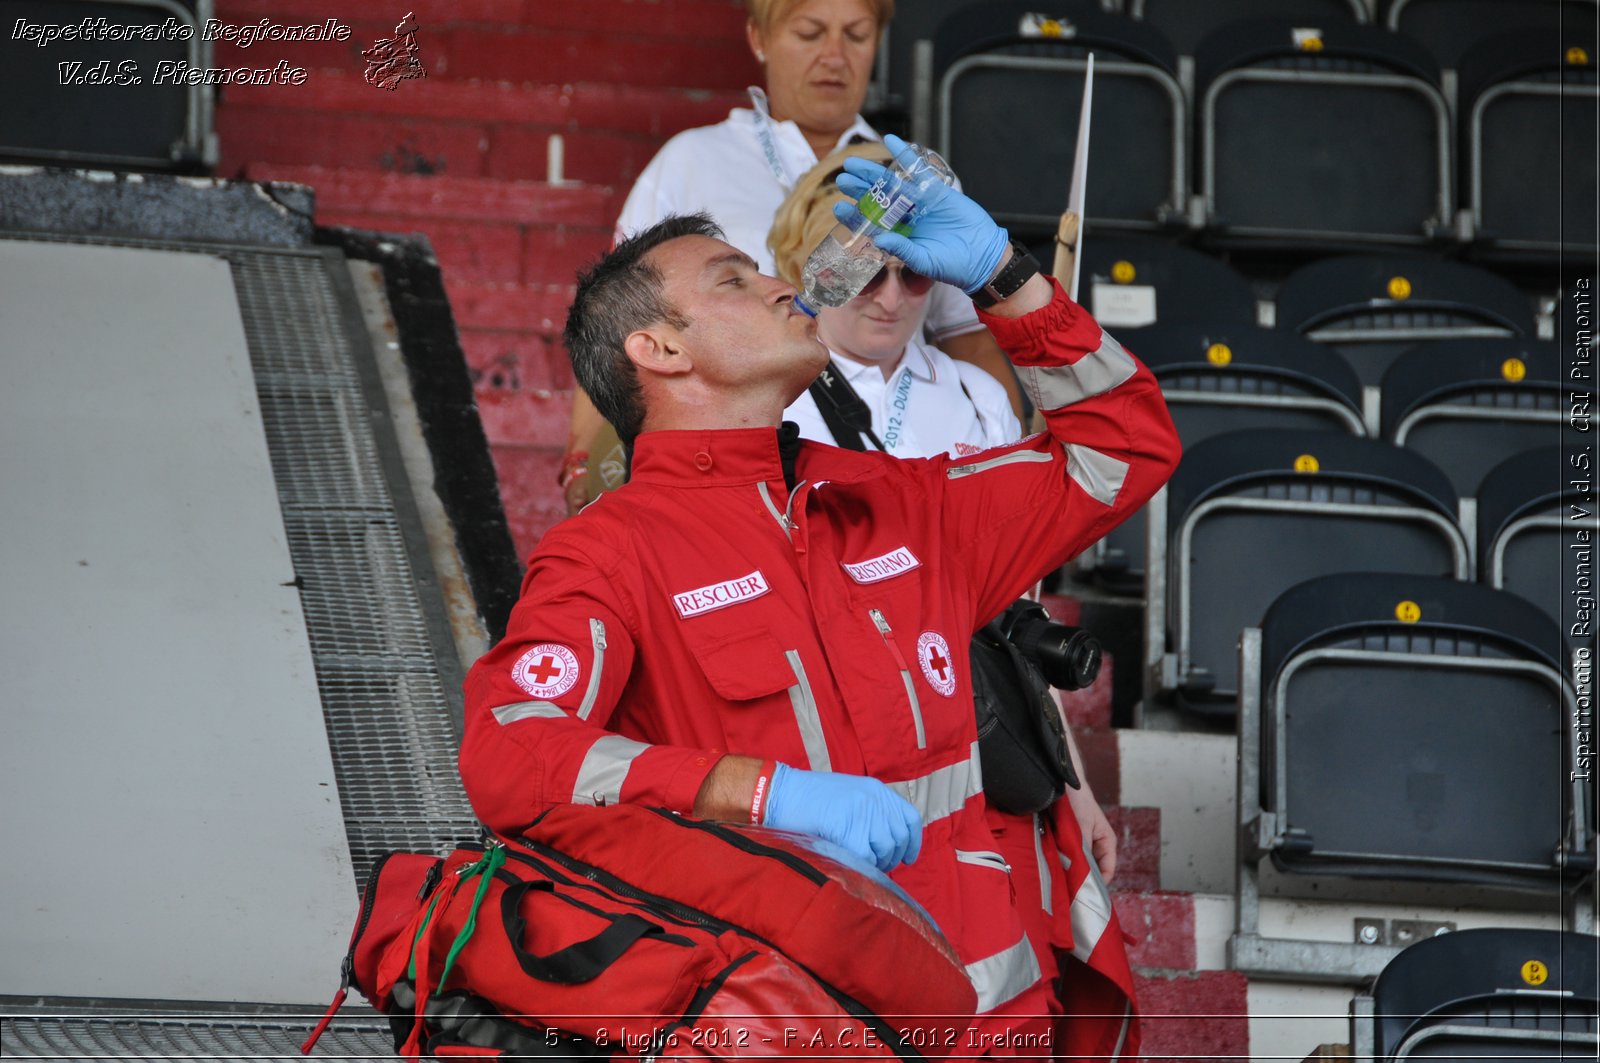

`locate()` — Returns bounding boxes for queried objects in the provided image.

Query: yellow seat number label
[1293,454,1320,473]
[1395,600,1422,623]
[1111,260,1137,284]
[1387,276,1412,300]
[1501,357,1527,382]
[1521,959,1549,986]
[1207,343,1233,366]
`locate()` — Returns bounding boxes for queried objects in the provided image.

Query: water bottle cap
[792,297,818,318]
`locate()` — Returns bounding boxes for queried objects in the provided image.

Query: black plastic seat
[1380,339,1570,496]
[1478,444,1599,638]
[1027,233,1261,330]
[1275,253,1537,385]
[1386,0,1600,70]
[1364,927,1599,1059]
[0,0,212,171]
[1082,323,1366,594]
[1196,18,1452,249]
[1128,0,1368,58]
[1158,428,1468,713]
[1460,29,1600,263]
[1256,572,1591,887]
[932,0,1187,236]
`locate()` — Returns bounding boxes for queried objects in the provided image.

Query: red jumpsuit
[460,280,1180,1051]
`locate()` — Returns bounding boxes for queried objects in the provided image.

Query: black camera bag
[969,613,1079,815]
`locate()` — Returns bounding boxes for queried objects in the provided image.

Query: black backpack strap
[808,359,886,452]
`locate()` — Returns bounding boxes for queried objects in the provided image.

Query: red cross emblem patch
[512,643,581,699]
[916,631,957,697]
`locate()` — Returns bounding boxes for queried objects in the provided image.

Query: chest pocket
[688,628,833,772]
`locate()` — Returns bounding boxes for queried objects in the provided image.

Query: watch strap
[971,241,1042,309]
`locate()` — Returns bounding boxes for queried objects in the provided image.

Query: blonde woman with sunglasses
[771,143,1022,456]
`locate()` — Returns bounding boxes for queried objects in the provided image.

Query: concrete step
[1104,805,1161,892]
[1133,968,1251,1062]
[218,74,745,188]
[210,1,758,89]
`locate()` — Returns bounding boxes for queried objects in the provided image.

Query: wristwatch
[970,240,1042,309]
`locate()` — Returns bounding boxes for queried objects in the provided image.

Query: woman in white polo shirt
[558,0,1024,512]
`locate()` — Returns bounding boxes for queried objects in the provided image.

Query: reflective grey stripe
[1016,328,1138,411]
[947,449,1052,479]
[1034,812,1053,915]
[784,650,831,771]
[1108,1002,1133,1062]
[1065,442,1129,507]
[885,742,983,824]
[571,734,649,806]
[492,701,568,724]
[900,669,926,749]
[1065,833,1115,964]
[955,849,1010,872]
[965,933,1043,1013]
[576,618,607,721]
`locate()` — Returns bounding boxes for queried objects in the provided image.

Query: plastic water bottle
[793,143,956,315]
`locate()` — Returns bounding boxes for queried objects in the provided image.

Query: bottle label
[858,175,916,236]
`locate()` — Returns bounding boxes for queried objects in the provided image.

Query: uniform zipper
[954,849,1016,904]
[577,617,607,720]
[869,608,926,749]
[947,449,1052,478]
[756,481,795,540]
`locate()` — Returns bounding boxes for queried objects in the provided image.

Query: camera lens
[1010,617,1103,691]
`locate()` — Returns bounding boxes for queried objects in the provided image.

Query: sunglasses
[860,261,935,297]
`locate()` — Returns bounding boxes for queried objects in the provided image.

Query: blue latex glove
[834,133,1011,295]
[763,763,923,871]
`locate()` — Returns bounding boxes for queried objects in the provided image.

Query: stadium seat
[1196,18,1453,248]
[1082,323,1366,594]
[1127,0,1369,59]
[930,0,1187,236]
[1275,253,1537,384]
[0,0,214,171]
[1478,444,1599,637]
[1150,428,1469,713]
[1460,29,1600,262]
[1028,233,1261,329]
[1380,339,1569,495]
[1249,572,1591,887]
[875,0,1122,116]
[1386,0,1600,71]
[1354,927,1600,1060]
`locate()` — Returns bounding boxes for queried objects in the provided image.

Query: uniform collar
[629,426,790,487]
[628,423,886,489]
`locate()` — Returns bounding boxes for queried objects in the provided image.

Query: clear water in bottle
[792,143,955,315]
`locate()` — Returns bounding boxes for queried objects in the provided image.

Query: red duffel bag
[303,804,978,1061]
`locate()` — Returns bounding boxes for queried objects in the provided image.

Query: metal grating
[225,250,478,882]
[1,1015,398,1061]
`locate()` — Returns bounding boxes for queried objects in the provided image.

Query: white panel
[1246,983,1353,1061]
[0,240,355,1004]
[1117,730,1238,894]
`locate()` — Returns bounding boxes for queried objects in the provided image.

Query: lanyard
[747,86,796,191]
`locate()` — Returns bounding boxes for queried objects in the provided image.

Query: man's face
[647,234,828,400]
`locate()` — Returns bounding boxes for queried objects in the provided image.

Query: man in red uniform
[460,136,1179,1054]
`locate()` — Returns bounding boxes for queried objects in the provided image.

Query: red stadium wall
[211,0,760,557]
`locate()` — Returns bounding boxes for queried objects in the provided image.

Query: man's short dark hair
[563,213,725,443]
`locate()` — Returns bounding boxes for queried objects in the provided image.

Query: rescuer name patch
[673,570,770,618]
[512,643,581,699]
[842,546,921,584]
